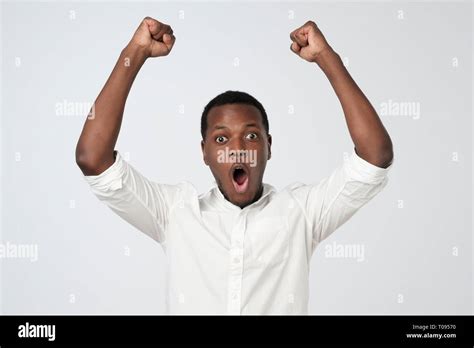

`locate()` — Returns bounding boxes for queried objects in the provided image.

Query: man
[76,17,394,314]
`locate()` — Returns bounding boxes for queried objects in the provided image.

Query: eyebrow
[213,123,260,130]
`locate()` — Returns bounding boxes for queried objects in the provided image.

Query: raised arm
[75,17,176,175]
[289,20,393,168]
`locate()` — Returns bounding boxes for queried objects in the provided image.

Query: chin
[231,194,253,208]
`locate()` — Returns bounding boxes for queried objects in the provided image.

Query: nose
[228,137,247,161]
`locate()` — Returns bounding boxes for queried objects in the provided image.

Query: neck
[243,184,264,208]
[219,183,264,209]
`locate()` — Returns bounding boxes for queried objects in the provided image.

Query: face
[201,104,272,209]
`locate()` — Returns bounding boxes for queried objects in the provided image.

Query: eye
[215,135,228,144]
[246,132,258,140]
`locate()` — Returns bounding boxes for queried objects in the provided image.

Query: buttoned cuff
[83,150,125,191]
[345,147,394,184]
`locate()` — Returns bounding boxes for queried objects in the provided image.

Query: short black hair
[201,90,269,140]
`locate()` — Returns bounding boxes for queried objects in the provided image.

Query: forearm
[314,48,393,168]
[76,43,148,175]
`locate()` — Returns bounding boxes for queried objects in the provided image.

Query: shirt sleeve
[291,147,394,244]
[82,150,182,244]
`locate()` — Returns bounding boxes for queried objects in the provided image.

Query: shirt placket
[226,211,247,315]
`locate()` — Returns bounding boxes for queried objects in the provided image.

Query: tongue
[235,170,247,185]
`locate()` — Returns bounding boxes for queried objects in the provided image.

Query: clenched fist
[129,17,176,58]
[290,20,332,62]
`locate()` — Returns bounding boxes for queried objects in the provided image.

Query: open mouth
[231,164,249,194]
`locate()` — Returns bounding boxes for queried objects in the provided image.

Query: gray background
[0,0,472,314]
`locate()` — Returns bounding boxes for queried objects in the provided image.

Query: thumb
[163,33,176,51]
[290,41,301,53]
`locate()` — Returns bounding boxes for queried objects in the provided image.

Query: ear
[201,139,209,166]
[267,134,272,160]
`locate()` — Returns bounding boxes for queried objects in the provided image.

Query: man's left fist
[290,20,332,62]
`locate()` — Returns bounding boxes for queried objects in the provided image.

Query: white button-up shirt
[83,148,393,314]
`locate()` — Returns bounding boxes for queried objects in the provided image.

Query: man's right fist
[129,17,176,58]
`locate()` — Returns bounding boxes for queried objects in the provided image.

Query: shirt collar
[211,182,276,212]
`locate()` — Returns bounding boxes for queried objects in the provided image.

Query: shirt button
[233,257,240,264]
[232,294,238,300]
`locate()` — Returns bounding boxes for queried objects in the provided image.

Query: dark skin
[76,17,393,210]
[201,104,272,208]
[75,17,175,174]
[289,21,393,167]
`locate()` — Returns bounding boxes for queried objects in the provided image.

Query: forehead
[207,103,264,129]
